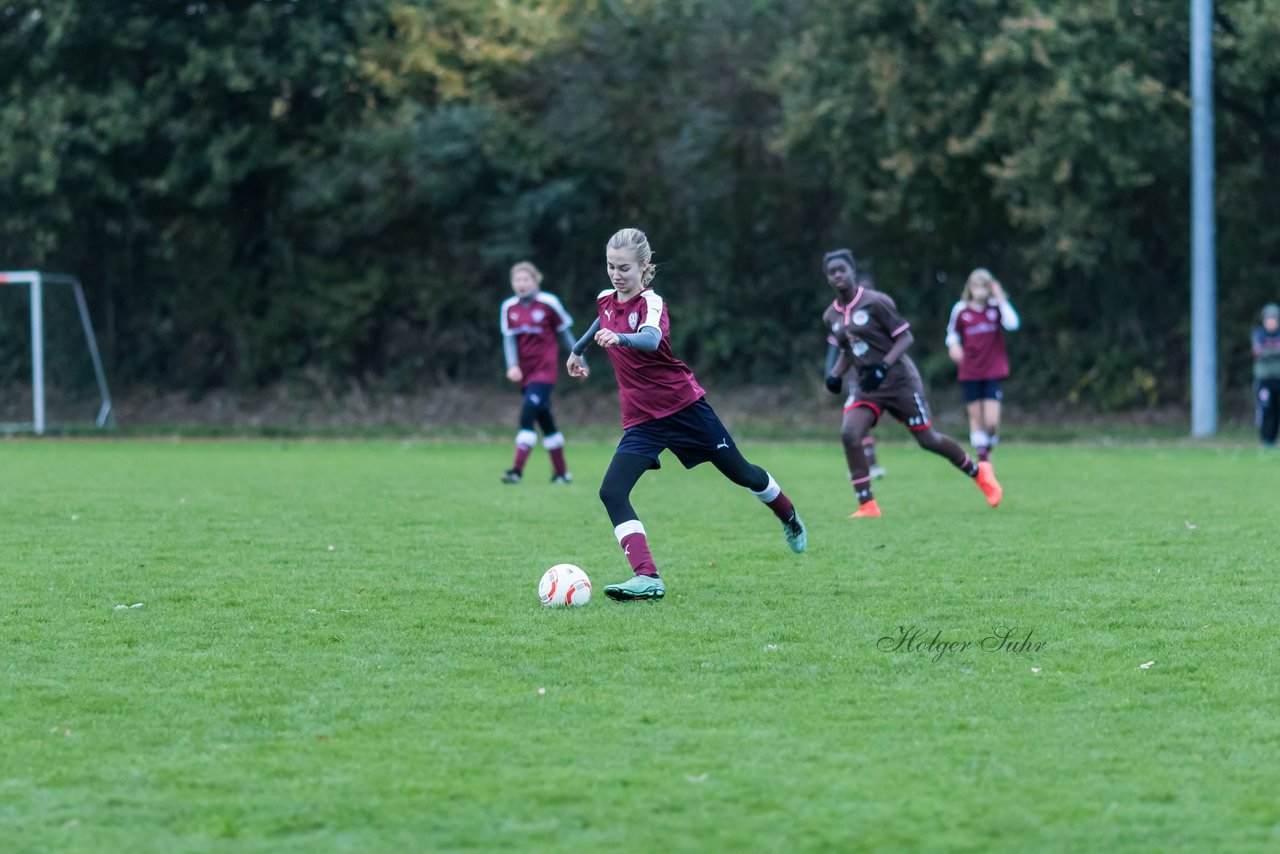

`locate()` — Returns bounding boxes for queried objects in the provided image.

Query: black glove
[824,374,842,395]
[858,362,889,392]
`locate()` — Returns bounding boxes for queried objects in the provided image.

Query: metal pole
[1190,0,1217,436]
[71,279,115,427]
[30,274,46,435]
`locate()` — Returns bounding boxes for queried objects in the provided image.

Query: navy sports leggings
[518,382,558,435]
[598,447,768,526]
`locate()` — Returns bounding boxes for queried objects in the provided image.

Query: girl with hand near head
[944,268,1020,464]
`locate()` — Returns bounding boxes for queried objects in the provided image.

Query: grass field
[2,437,1278,852]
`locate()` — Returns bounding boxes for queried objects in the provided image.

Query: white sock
[750,473,781,503]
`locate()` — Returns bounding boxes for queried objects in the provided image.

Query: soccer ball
[539,564,591,607]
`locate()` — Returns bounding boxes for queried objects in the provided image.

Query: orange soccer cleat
[976,461,1003,507]
[850,499,882,518]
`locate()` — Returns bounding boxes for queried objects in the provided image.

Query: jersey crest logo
[986,309,998,321]
[851,310,870,326]
[532,308,546,322]
[852,341,870,357]
[628,311,639,330]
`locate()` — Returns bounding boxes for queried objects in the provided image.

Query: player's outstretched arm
[572,318,600,353]
[567,318,600,378]
[566,352,589,378]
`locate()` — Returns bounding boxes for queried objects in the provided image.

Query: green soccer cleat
[783,512,807,553]
[604,574,665,602]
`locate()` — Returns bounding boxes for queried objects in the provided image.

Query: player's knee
[840,427,863,448]
[599,480,626,511]
[913,428,939,449]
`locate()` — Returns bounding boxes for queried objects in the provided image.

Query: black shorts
[960,379,1003,403]
[616,398,734,469]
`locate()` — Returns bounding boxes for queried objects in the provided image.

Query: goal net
[0,271,114,434]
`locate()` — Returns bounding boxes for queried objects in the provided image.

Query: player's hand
[948,344,965,365]
[991,279,1006,301]
[594,328,620,348]
[858,362,888,392]
[566,353,589,378]
[506,366,523,383]
[824,374,842,395]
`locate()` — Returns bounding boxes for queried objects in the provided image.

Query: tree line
[1,0,1277,410]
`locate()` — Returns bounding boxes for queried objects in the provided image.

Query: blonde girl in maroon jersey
[566,228,806,601]
[944,268,1020,464]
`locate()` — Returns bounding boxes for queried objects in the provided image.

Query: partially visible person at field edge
[566,228,806,602]
[1253,302,1280,448]
[499,261,580,484]
[821,249,1002,517]
[944,267,1021,463]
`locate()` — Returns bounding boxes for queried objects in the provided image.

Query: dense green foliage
[2,439,1278,849]
[1,1,1277,407]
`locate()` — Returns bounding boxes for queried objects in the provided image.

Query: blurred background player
[499,261,580,484]
[823,265,885,480]
[945,268,1021,463]
[567,228,806,601]
[1253,302,1280,448]
[821,249,1001,517]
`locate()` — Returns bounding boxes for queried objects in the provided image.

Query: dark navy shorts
[960,379,1003,403]
[521,382,555,411]
[616,398,735,470]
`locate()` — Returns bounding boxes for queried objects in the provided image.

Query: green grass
[2,437,1278,852]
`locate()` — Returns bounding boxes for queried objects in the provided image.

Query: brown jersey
[823,286,932,429]
[821,286,921,390]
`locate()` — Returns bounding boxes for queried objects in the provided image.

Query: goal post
[0,270,115,434]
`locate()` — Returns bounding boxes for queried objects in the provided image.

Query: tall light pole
[1190,0,1217,436]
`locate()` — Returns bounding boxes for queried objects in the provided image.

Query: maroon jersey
[500,292,573,385]
[944,299,1020,381]
[822,286,920,392]
[597,287,705,428]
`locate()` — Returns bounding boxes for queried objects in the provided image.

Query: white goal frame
[0,270,114,434]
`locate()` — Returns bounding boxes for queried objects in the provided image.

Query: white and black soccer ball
[538,564,592,607]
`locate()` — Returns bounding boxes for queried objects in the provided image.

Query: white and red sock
[512,428,536,472]
[543,432,568,477]
[750,473,796,522]
[614,520,658,577]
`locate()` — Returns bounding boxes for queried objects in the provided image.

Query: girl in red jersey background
[499,261,579,484]
[944,268,1020,464]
